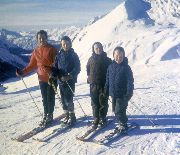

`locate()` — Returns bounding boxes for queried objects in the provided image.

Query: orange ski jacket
[22,44,57,82]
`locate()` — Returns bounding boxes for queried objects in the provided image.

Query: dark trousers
[39,81,56,115]
[59,83,75,112]
[90,84,108,120]
[112,98,128,124]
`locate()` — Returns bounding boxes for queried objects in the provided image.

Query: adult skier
[49,36,80,126]
[105,46,134,132]
[16,30,58,126]
[86,42,112,129]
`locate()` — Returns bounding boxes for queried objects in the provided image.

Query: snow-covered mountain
[0,26,80,50]
[0,37,31,81]
[0,0,180,155]
[73,0,180,80]
[0,26,80,81]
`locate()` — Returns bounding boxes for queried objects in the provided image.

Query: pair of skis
[11,113,66,142]
[93,122,139,145]
[76,121,139,145]
[76,119,114,141]
[33,121,79,142]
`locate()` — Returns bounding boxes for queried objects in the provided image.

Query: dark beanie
[113,46,125,57]
[61,36,72,47]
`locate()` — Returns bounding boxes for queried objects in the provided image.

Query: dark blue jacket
[52,48,80,84]
[105,57,134,99]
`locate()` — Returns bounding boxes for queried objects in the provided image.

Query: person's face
[37,34,47,46]
[114,50,124,64]
[61,40,71,51]
[94,43,103,55]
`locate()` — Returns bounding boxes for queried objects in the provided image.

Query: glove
[16,68,23,77]
[61,74,72,82]
[48,75,56,86]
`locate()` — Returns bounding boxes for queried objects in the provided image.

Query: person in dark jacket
[49,36,80,126]
[105,46,134,131]
[87,42,112,129]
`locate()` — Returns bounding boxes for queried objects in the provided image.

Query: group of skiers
[16,30,134,132]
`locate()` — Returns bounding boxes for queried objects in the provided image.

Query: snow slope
[0,0,180,154]
[73,0,180,80]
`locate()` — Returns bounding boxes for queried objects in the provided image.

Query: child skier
[87,42,111,129]
[49,36,80,126]
[105,46,134,132]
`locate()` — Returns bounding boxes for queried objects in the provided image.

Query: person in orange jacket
[16,30,58,126]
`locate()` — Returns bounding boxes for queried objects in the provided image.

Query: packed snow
[0,0,180,154]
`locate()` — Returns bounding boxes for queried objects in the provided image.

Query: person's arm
[69,53,81,78]
[86,58,91,83]
[51,54,64,78]
[104,66,110,96]
[22,51,37,75]
[86,58,91,76]
[125,65,134,100]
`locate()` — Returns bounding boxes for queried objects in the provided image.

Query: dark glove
[48,75,56,86]
[61,74,72,82]
[16,68,23,77]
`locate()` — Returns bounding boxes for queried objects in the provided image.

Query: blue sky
[0,0,123,31]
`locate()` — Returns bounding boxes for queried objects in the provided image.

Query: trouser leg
[47,82,56,114]
[90,84,100,123]
[114,98,128,125]
[39,82,48,116]
[99,87,108,120]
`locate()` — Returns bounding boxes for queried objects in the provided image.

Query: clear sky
[0,0,124,31]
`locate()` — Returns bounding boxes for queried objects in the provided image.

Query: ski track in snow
[1,60,180,155]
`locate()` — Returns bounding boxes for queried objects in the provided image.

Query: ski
[11,113,66,142]
[76,119,114,142]
[32,122,74,142]
[33,116,88,142]
[93,122,139,145]
[0,86,7,92]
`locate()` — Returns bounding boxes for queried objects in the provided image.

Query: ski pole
[50,80,63,107]
[130,101,158,126]
[21,78,43,118]
[108,98,157,126]
[66,81,87,117]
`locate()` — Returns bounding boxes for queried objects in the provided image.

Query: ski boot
[39,114,47,126]
[67,112,76,126]
[63,111,69,124]
[99,118,107,127]
[115,123,128,133]
[44,113,53,126]
[91,118,99,130]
